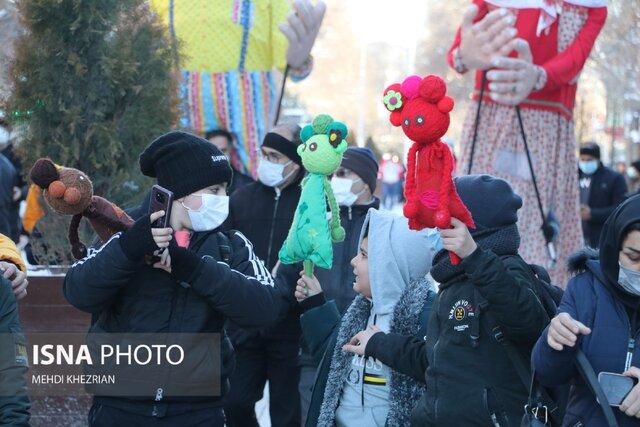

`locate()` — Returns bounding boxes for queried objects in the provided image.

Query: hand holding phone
[599,372,635,407]
[620,367,640,418]
[149,185,174,228]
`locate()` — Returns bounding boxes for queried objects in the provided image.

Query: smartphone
[149,185,173,228]
[598,372,635,407]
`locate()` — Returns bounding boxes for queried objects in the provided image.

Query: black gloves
[118,215,158,261]
[168,240,202,284]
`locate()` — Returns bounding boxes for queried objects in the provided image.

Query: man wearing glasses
[223,124,305,427]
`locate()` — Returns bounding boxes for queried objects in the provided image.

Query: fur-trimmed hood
[317,277,434,426]
[567,247,599,275]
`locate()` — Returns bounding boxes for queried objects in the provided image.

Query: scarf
[316,278,432,426]
[431,224,520,285]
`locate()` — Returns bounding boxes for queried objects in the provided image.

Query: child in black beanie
[63,131,297,427]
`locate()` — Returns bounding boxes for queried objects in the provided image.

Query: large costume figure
[449,0,607,283]
[151,0,325,176]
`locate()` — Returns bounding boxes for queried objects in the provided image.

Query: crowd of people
[3,0,640,426]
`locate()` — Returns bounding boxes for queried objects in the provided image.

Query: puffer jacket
[64,229,294,417]
[0,154,17,239]
[368,247,549,426]
[0,276,30,426]
[534,195,640,426]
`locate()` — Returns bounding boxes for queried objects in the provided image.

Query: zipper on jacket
[151,388,164,417]
[361,314,378,407]
[348,206,352,220]
[626,337,636,371]
[266,189,281,268]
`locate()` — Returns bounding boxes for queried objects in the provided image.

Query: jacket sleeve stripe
[232,231,274,287]
[71,232,121,268]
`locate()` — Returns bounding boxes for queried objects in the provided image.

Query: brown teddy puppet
[29,158,134,260]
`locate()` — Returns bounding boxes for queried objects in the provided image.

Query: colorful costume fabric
[449,0,607,283]
[150,0,300,176]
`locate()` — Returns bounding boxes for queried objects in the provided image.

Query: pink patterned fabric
[458,103,583,286]
[457,5,590,286]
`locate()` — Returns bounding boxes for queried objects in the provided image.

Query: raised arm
[183,231,294,328]
[533,277,584,387]
[64,214,158,314]
[540,7,607,92]
[462,248,549,340]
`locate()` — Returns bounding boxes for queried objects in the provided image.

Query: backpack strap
[475,289,563,425]
[575,350,620,427]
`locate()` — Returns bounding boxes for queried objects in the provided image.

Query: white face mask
[181,194,229,232]
[618,263,640,296]
[257,158,293,187]
[331,177,364,207]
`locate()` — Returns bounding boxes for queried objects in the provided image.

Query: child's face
[170,184,227,231]
[350,237,371,298]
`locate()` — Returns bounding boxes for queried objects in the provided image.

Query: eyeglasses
[258,150,284,164]
[334,168,353,178]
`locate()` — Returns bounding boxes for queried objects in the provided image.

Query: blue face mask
[619,263,640,296]
[579,160,599,175]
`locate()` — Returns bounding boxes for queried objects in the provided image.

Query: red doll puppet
[383,74,474,264]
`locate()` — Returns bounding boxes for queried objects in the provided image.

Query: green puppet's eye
[309,142,317,152]
[328,130,342,148]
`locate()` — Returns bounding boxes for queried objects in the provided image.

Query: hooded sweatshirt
[332,209,441,427]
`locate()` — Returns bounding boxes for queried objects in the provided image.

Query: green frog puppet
[278,114,348,276]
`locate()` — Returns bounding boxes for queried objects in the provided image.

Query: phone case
[149,185,173,228]
[598,372,635,407]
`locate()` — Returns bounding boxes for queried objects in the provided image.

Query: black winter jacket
[580,165,627,248]
[0,155,17,240]
[227,167,254,196]
[365,248,549,426]
[224,173,304,341]
[0,276,30,426]
[64,229,294,416]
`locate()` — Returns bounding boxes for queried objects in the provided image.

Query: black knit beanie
[579,142,601,159]
[454,174,522,232]
[139,131,233,199]
[262,132,302,165]
[341,147,379,193]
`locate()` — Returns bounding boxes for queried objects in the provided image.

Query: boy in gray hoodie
[295,209,441,426]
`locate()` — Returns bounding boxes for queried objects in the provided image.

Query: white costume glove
[279,0,326,68]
